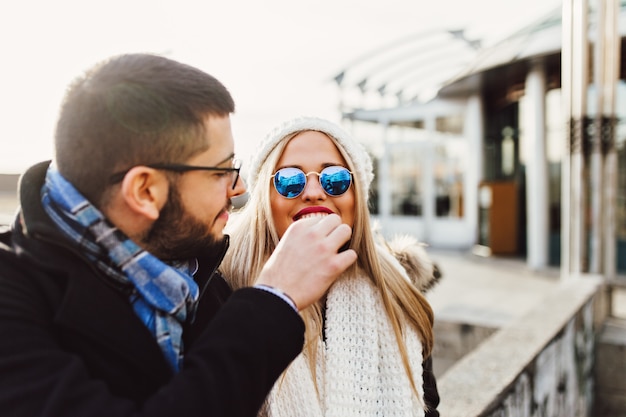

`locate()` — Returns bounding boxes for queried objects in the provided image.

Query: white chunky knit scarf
[261,271,426,417]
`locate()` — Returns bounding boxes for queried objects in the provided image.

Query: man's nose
[229,174,246,197]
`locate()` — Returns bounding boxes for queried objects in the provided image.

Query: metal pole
[568,0,590,275]
[561,0,573,279]
[603,0,620,281]
[589,0,607,273]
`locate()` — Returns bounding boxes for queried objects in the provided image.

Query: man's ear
[119,166,169,220]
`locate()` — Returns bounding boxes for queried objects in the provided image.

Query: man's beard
[141,186,224,261]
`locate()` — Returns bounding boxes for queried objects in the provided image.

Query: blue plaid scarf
[41,166,199,372]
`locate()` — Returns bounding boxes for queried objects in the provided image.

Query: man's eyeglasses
[271,166,352,199]
[110,159,242,189]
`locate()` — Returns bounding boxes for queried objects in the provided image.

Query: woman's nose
[300,174,326,200]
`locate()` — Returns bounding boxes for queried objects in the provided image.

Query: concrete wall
[0,174,19,192]
[0,173,19,225]
[436,275,604,417]
[594,317,626,416]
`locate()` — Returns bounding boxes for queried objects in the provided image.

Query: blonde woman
[221,117,440,417]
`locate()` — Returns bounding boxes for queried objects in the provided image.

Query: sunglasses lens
[274,168,306,198]
[320,166,352,196]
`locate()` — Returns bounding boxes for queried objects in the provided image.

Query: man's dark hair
[54,53,235,206]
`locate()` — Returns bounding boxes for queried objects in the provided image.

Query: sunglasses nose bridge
[300,172,326,198]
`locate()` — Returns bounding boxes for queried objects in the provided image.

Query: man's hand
[254,214,357,310]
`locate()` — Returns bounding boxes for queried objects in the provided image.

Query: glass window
[390,144,422,216]
[368,155,380,215]
[347,118,465,219]
[434,139,466,218]
[436,114,464,135]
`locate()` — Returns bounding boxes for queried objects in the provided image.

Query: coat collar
[13,161,171,380]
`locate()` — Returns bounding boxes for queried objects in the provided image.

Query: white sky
[0,0,562,174]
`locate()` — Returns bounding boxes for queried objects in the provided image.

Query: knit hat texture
[247,116,374,200]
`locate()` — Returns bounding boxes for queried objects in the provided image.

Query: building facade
[336,2,626,272]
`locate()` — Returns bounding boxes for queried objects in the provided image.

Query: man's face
[141,115,246,260]
[142,184,221,260]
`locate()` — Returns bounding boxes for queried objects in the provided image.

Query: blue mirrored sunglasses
[272,166,353,198]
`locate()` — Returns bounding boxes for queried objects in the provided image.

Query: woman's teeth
[299,212,329,220]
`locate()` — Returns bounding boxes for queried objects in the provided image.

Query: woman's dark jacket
[385,236,442,416]
[0,162,304,417]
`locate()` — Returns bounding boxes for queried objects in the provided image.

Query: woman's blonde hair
[221,129,434,398]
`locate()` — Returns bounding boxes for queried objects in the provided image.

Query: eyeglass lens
[273,166,352,198]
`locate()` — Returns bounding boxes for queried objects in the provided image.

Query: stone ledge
[437,275,603,417]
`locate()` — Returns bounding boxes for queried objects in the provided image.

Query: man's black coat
[0,162,304,417]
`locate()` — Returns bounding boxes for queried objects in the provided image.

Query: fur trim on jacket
[385,234,442,294]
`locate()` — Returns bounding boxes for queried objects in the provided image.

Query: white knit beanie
[246,116,374,200]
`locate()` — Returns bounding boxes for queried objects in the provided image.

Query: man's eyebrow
[214,152,235,166]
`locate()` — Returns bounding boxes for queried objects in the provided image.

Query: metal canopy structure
[334,5,571,112]
[332,28,481,112]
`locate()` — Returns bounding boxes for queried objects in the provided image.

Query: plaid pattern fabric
[41,166,199,372]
